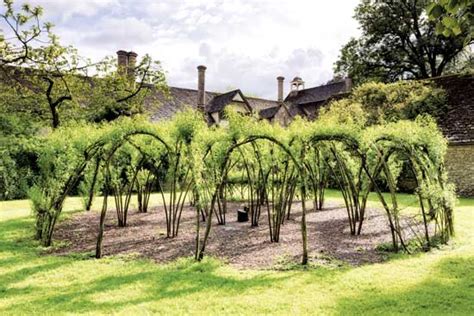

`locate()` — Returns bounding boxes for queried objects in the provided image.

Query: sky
[25,0,361,99]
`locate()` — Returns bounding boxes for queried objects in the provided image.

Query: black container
[237,207,249,222]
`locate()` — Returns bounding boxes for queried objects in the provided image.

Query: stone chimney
[277,76,285,102]
[344,77,353,92]
[197,65,207,110]
[116,50,128,75]
[127,51,138,83]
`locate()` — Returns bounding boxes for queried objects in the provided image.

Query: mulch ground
[51,201,408,269]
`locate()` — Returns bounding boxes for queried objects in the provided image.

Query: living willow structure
[29,109,455,264]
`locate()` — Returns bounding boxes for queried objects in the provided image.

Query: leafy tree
[442,47,474,74]
[427,0,474,43]
[321,80,447,126]
[0,0,167,201]
[83,54,167,123]
[0,137,38,200]
[335,0,472,84]
[0,0,166,129]
[0,0,88,128]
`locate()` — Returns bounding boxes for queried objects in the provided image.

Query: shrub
[324,81,447,126]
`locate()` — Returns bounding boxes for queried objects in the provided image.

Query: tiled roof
[147,86,278,121]
[259,105,280,119]
[147,86,217,121]
[284,80,349,105]
[206,89,251,113]
[246,96,279,111]
[431,74,474,144]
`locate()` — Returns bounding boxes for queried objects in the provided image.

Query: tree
[321,80,447,126]
[0,0,166,129]
[427,0,474,44]
[84,54,167,123]
[0,0,89,129]
[335,0,472,84]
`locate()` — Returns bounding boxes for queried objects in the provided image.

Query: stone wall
[273,106,291,126]
[445,144,474,197]
[432,75,474,144]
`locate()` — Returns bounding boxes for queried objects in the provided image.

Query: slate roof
[147,86,278,121]
[246,97,279,111]
[284,80,349,105]
[431,74,474,144]
[259,105,281,119]
[147,79,351,123]
[148,86,217,121]
[206,89,251,113]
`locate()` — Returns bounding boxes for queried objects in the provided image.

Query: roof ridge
[168,85,219,94]
[216,89,240,96]
[423,73,474,81]
[167,86,279,103]
[246,96,278,102]
[298,80,346,93]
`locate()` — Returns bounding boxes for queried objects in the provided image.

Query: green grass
[0,194,473,315]
[0,193,176,221]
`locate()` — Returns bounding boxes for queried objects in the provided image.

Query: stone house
[136,52,474,196]
[244,76,351,126]
[147,61,350,126]
[148,64,279,125]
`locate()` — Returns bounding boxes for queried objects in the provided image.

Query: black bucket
[237,207,249,222]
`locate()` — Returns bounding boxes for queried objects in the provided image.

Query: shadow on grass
[0,216,291,314]
[334,255,474,315]
[0,218,73,290]
[1,259,290,314]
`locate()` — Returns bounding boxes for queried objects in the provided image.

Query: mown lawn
[0,193,473,315]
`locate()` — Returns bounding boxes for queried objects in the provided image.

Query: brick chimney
[116,50,128,75]
[197,65,207,110]
[277,76,284,102]
[127,51,137,85]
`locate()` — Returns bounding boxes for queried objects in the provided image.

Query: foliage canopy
[335,0,472,84]
[23,108,455,264]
